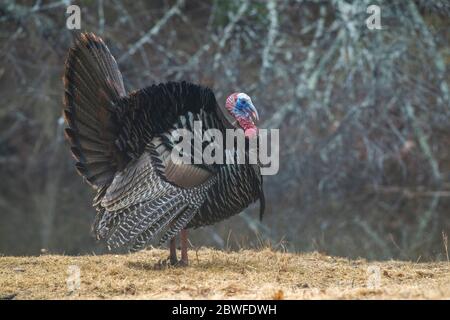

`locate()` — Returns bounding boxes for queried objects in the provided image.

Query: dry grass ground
[0,248,449,300]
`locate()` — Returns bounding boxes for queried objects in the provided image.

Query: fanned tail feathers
[63,32,127,188]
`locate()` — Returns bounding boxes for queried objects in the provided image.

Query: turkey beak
[249,103,259,124]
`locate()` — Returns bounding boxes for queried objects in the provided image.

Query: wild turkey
[63,33,264,266]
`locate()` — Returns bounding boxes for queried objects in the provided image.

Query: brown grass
[0,248,449,300]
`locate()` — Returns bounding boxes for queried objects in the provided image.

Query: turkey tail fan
[63,32,127,188]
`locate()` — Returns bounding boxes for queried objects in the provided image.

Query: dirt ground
[0,248,449,299]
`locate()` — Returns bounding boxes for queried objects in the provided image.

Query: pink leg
[180,229,189,266]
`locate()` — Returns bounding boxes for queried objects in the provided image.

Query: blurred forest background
[0,0,449,261]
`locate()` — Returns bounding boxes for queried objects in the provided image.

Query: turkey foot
[153,238,178,269]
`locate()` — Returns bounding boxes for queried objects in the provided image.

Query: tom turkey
[63,33,264,266]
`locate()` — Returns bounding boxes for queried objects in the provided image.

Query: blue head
[225,93,259,137]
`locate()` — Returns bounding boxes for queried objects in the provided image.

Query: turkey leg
[169,237,178,265]
[180,229,189,266]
